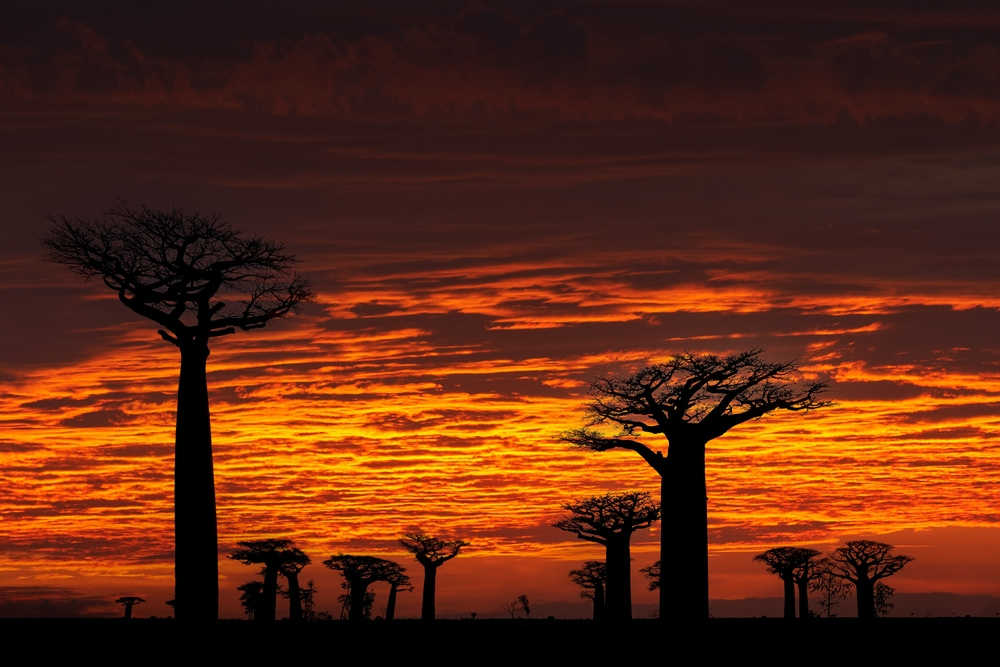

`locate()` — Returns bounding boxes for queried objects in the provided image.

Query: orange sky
[2,1,1000,618]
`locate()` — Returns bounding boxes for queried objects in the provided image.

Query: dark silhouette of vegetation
[44,203,312,631]
[285,580,331,621]
[828,540,913,619]
[338,590,375,621]
[399,533,469,621]
[754,547,822,618]
[115,596,145,619]
[324,555,405,622]
[639,561,660,591]
[277,548,311,622]
[383,566,411,621]
[554,491,660,620]
[874,582,895,617]
[502,595,531,619]
[811,560,851,618]
[237,581,265,620]
[229,539,302,623]
[569,561,607,620]
[562,349,829,619]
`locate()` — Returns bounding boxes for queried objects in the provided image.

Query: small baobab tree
[828,540,913,619]
[754,547,821,619]
[44,203,312,631]
[277,547,311,622]
[229,539,300,623]
[115,596,145,619]
[562,350,829,619]
[569,561,607,620]
[324,555,403,622]
[399,533,469,621]
[383,565,411,621]
[554,491,660,621]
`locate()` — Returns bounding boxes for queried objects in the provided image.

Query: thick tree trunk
[782,576,796,619]
[797,579,810,619]
[386,584,398,621]
[260,564,279,623]
[857,578,875,619]
[661,439,708,619]
[286,571,302,622]
[604,537,633,620]
[173,342,218,635]
[123,603,133,619]
[349,582,368,621]
[421,565,437,620]
[593,583,605,621]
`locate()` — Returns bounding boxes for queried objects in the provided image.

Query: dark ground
[3,617,995,658]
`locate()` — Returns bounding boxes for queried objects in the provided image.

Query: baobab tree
[754,547,821,619]
[563,349,829,619]
[399,533,469,621]
[791,548,824,619]
[828,540,913,619]
[229,539,303,623]
[324,555,404,622]
[115,596,145,619]
[44,203,312,631]
[569,561,607,620]
[554,491,660,620]
[278,547,311,622]
[383,565,411,621]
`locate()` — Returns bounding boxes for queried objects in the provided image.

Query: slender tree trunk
[421,565,437,620]
[386,583,398,621]
[174,342,218,635]
[286,572,302,622]
[782,576,796,619]
[796,579,810,619]
[605,537,633,620]
[593,583,605,621]
[260,564,279,622]
[662,439,708,619]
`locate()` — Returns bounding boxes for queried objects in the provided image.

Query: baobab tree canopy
[44,203,313,630]
[399,533,468,620]
[828,540,913,619]
[563,349,830,620]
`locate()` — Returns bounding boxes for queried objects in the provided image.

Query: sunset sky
[2,1,1000,619]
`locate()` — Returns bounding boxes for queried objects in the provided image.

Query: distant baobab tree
[230,539,305,623]
[278,546,311,622]
[115,596,145,619]
[324,555,405,622]
[569,561,607,620]
[754,547,822,619]
[563,349,829,619]
[44,203,312,632]
[399,533,469,620]
[554,491,660,621]
[828,540,913,619]
[383,565,411,621]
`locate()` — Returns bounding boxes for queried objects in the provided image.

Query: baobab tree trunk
[782,577,796,619]
[286,571,302,622]
[857,579,875,619]
[123,602,133,619]
[421,565,437,620]
[349,583,368,622]
[797,579,810,619]
[593,582,605,621]
[386,583,398,621]
[260,564,279,622]
[173,342,218,635]
[661,439,709,620]
[605,538,633,620]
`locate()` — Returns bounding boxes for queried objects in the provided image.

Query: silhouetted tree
[828,540,913,619]
[237,581,265,620]
[873,582,895,617]
[399,534,469,621]
[639,561,660,591]
[383,566,411,621]
[569,561,607,620]
[563,350,829,619]
[277,548,311,622]
[230,539,299,623]
[810,560,851,618]
[754,547,821,619]
[338,590,376,621]
[791,548,823,619]
[288,580,331,621]
[324,555,403,622]
[115,596,145,619]
[44,203,312,631]
[554,491,660,620]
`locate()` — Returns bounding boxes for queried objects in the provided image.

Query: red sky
[2,1,1000,619]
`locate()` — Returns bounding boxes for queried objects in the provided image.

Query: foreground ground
[2,617,995,657]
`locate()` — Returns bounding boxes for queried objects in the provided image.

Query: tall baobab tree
[563,349,829,619]
[754,547,821,619]
[278,547,311,622]
[569,561,607,620]
[115,596,145,619]
[44,203,312,631]
[828,540,913,619]
[554,491,660,621]
[399,534,469,621]
[324,555,405,622]
[229,539,302,623]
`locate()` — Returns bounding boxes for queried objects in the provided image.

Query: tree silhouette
[562,349,829,619]
[754,547,822,619]
[639,561,660,591]
[873,582,895,617]
[229,539,301,623]
[501,595,530,619]
[277,547,311,622]
[810,560,851,618]
[324,555,404,622]
[383,566,411,621]
[399,533,469,621]
[554,491,660,621]
[237,581,265,620]
[827,540,913,619]
[44,203,312,630]
[569,561,607,620]
[115,596,145,619]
